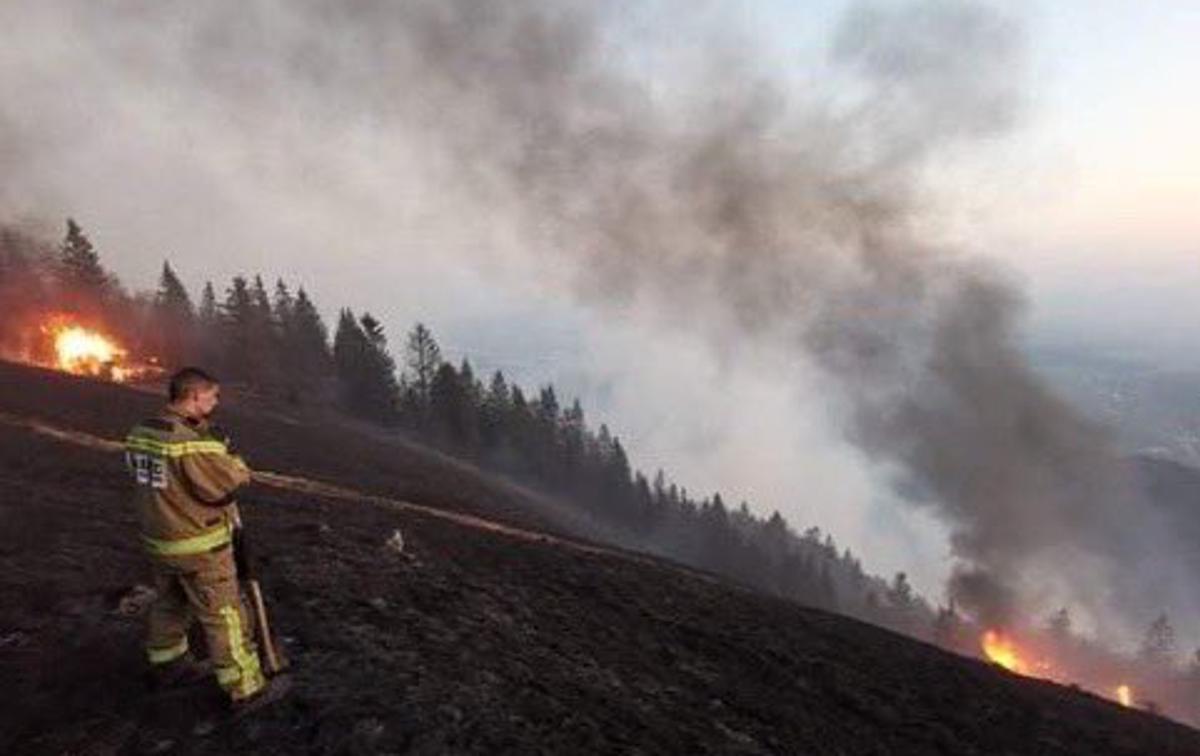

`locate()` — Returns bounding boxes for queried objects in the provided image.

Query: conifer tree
[479,370,510,452]
[459,359,483,411]
[289,287,332,376]
[157,262,193,318]
[334,310,399,421]
[333,308,368,411]
[243,275,281,386]
[431,361,478,452]
[561,399,586,482]
[198,281,219,327]
[534,385,562,480]
[272,279,295,333]
[333,308,363,372]
[195,281,222,370]
[58,218,110,300]
[507,385,535,475]
[221,276,256,381]
[404,323,441,406]
[151,262,196,368]
[606,436,634,510]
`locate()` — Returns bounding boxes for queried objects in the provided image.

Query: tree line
[11,218,1195,698]
[2,218,920,625]
[0,228,1002,690]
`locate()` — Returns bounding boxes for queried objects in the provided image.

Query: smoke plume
[0,0,1191,641]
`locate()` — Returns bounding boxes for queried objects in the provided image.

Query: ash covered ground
[1,360,1196,755]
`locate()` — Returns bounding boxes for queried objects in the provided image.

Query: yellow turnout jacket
[124,410,251,557]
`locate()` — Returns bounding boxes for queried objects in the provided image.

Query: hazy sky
[749,1,1200,358]
[2,1,1196,603]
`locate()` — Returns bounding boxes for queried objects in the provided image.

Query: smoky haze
[0,0,1190,642]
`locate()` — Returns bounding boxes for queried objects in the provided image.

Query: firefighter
[124,366,280,710]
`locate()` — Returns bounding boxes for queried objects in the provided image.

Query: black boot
[228,674,293,718]
[148,653,212,690]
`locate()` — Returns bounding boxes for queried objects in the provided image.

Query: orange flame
[50,324,126,377]
[32,315,158,383]
[982,630,1029,675]
[981,630,1136,709]
[1116,685,1133,708]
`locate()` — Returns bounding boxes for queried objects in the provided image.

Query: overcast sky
[2,1,1196,603]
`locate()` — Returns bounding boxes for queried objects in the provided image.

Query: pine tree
[243,275,281,387]
[651,469,667,506]
[333,310,398,421]
[534,385,562,480]
[358,313,400,421]
[199,282,219,326]
[759,510,791,592]
[272,279,295,333]
[157,262,193,318]
[153,262,195,368]
[289,287,332,377]
[58,218,110,306]
[459,359,483,413]
[195,281,222,371]
[507,385,535,476]
[334,308,363,374]
[333,308,368,412]
[605,436,634,514]
[250,275,271,315]
[221,276,256,381]
[889,572,913,606]
[404,323,442,407]
[632,471,654,529]
[561,399,586,483]
[888,572,916,632]
[479,370,510,453]
[430,361,479,453]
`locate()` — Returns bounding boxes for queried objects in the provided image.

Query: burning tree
[0,220,158,382]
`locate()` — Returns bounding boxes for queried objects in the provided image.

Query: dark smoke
[0,0,1190,640]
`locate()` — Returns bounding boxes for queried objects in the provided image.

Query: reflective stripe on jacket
[125,411,251,556]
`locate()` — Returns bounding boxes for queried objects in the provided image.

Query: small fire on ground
[28,314,158,382]
[981,629,1134,708]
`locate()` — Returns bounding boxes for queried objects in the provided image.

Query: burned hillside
[2,360,1198,754]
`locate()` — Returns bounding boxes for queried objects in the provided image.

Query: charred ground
[1,360,1196,755]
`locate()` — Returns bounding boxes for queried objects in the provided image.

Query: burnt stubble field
[1,361,1196,755]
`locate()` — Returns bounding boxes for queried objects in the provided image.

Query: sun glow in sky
[742,2,1199,352]
[778,3,1197,244]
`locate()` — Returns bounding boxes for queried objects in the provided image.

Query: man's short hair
[168,367,219,402]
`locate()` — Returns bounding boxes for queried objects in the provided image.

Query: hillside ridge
[2,361,1198,754]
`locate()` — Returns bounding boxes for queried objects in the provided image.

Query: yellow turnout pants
[144,545,266,701]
